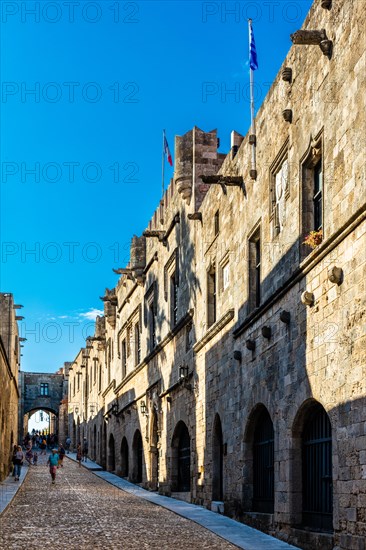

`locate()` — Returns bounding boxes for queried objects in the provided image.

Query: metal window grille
[253,410,274,513]
[302,406,333,531]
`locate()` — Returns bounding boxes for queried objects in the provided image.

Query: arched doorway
[76,417,80,447]
[302,403,332,531]
[101,421,107,470]
[212,414,223,501]
[72,421,76,450]
[93,425,97,460]
[24,408,58,440]
[253,408,274,513]
[108,434,115,471]
[132,430,143,483]
[172,421,191,492]
[121,437,129,478]
[150,410,159,490]
[97,430,100,463]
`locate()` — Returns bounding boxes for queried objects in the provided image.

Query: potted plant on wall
[303,229,323,249]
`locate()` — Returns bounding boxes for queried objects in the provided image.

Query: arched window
[253,408,274,513]
[302,404,332,531]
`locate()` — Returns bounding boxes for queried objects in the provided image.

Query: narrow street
[0,455,237,550]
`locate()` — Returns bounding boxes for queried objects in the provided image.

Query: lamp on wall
[140,401,148,416]
[179,365,189,379]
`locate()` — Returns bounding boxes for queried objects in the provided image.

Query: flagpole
[248,19,257,179]
[162,129,165,198]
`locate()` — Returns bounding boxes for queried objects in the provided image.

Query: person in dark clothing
[82,438,88,462]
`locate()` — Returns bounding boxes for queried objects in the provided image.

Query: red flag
[163,131,173,166]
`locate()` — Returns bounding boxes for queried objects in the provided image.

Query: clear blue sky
[0,0,313,373]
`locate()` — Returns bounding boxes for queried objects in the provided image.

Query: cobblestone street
[0,456,237,550]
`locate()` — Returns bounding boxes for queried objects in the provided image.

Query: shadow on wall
[200,235,361,550]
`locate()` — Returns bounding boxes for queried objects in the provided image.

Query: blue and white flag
[249,20,258,71]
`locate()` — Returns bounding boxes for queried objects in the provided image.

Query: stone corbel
[283,109,293,123]
[282,67,292,83]
[200,175,245,195]
[321,0,332,9]
[100,295,118,306]
[328,266,343,285]
[113,267,145,286]
[176,176,192,204]
[290,29,333,59]
[188,212,202,222]
[301,291,314,306]
[142,230,166,241]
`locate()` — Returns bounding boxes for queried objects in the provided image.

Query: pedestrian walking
[76,443,82,467]
[65,436,71,454]
[82,437,88,462]
[47,449,59,484]
[58,444,66,468]
[13,446,24,481]
[11,444,17,477]
[25,447,33,466]
[33,451,38,466]
[40,438,47,455]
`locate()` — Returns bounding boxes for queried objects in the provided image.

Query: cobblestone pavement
[0,455,237,550]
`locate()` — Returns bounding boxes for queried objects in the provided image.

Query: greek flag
[249,20,258,71]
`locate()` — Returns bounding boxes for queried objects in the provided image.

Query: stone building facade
[67,1,366,549]
[19,369,68,438]
[0,293,21,481]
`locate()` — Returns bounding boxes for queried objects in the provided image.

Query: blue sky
[1,0,313,373]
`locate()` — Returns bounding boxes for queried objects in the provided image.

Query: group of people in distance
[11,436,88,484]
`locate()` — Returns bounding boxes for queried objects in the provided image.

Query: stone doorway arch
[132,430,143,483]
[212,414,224,501]
[150,410,159,490]
[121,437,129,478]
[171,421,191,492]
[108,433,115,471]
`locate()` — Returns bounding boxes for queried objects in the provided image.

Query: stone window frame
[93,358,98,386]
[248,222,261,313]
[121,338,127,378]
[269,138,289,237]
[40,382,49,396]
[214,209,220,236]
[300,129,324,255]
[206,260,217,329]
[144,281,157,351]
[164,248,180,328]
[218,251,230,294]
[164,248,179,301]
[118,305,142,374]
[134,321,141,366]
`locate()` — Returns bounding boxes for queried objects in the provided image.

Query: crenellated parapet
[174,127,225,210]
[100,288,117,328]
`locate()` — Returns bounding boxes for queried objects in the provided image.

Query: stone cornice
[233,204,366,339]
[102,379,116,398]
[193,309,235,353]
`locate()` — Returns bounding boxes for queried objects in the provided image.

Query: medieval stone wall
[0,293,20,481]
[67,1,366,548]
